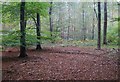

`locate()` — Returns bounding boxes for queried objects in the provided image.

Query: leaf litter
[2,46,119,80]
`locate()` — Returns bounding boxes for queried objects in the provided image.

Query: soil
[1,46,119,80]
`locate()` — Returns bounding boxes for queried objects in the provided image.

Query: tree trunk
[92,16,95,40]
[67,26,70,40]
[92,2,96,40]
[103,2,107,45]
[82,3,86,41]
[94,3,98,20]
[36,13,42,50]
[19,0,27,58]
[67,3,70,40]
[49,2,53,37]
[97,2,101,50]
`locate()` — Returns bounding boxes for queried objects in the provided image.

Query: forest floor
[2,46,119,80]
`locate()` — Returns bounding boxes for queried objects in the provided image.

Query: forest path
[2,46,118,80]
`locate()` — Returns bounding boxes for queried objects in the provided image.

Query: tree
[19,0,27,57]
[97,2,101,50]
[82,3,86,41]
[27,2,49,49]
[49,2,53,37]
[92,2,96,40]
[36,13,42,50]
[92,12,95,40]
[103,2,107,45]
[67,2,71,40]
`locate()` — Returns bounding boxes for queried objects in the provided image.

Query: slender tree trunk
[73,26,75,39]
[103,2,107,45]
[82,3,86,41]
[58,3,63,39]
[73,4,76,40]
[92,2,96,40]
[111,3,114,26]
[49,2,53,37]
[60,18,63,39]
[36,13,42,50]
[97,2,101,50]
[94,3,98,20]
[92,16,95,40]
[67,27,70,40]
[19,0,27,57]
[67,3,70,40]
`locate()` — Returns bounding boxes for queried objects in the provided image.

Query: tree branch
[31,15,37,27]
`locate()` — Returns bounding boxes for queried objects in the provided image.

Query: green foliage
[2,2,20,23]
[1,2,51,49]
[113,17,120,22]
[107,23,119,45]
[1,28,57,48]
[26,2,49,20]
[51,32,61,43]
[2,2,49,23]
[1,29,20,47]
[57,40,97,47]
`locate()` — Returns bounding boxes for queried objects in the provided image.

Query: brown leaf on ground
[2,46,119,80]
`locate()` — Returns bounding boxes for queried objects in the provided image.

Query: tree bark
[92,2,96,40]
[94,3,98,20]
[82,3,86,41]
[97,2,101,50]
[36,13,42,50]
[103,2,107,45]
[49,2,53,37]
[67,3,70,40]
[19,0,27,58]
[92,15,95,40]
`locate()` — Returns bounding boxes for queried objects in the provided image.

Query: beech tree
[27,2,49,49]
[82,3,86,41]
[49,2,53,37]
[103,2,107,45]
[97,2,101,50]
[19,0,27,57]
[36,13,42,50]
[67,2,71,40]
[92,2,96,40]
